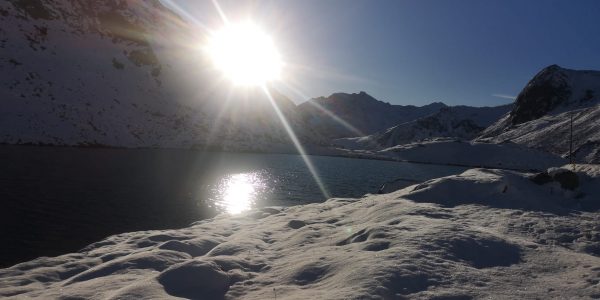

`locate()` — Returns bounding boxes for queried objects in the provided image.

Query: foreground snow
[2,167,599,299]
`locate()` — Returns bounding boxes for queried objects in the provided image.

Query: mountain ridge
[297,91,449,139]
[333,104,512,150]
[479,65,600,163]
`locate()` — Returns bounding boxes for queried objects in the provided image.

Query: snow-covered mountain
[333,104,511,150]
[297,91,447,139]
[479,65,600,163]
[0,0,318,151]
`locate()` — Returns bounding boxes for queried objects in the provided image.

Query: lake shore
[2,166,599,299]
[0,145,467,268]
[1,138,566,172]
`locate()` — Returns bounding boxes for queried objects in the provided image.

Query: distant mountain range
[1,1,599,163]
[297,92,446,138]
[333,104,511,150]
[326,65,600,164]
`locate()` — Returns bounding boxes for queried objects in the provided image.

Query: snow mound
[1,169,599,299]
[397,168,598,211]
[566,163,600,178]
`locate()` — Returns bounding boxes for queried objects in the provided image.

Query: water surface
[1,146,466,266]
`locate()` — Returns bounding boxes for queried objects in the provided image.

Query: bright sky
[161,0,600,107]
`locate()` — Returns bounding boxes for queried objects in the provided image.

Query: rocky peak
[509,65,571,125]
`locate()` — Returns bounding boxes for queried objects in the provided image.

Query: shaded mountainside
[333,104,511,150]
[0,0,319,151]
[507,64,600,125]
[479,65,600,163]
[298,91,447,139]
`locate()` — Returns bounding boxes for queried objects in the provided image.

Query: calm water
[1,146,466,266]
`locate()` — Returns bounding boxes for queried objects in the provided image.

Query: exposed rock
[531,168,579,190]
[478,65,600,163]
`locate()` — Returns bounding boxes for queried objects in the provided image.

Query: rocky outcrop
[479,65,600,163]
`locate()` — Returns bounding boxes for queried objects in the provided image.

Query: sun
[206,22,283,86]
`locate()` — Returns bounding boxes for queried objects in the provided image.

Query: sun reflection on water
[213,172,268,214]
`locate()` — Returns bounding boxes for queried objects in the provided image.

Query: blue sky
[161,0,600,106]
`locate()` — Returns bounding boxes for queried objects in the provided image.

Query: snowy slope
[479,105,600,162]
[297,91,447,139]
[0,0,317,151]
[479,65,600,163]
[378,138,565,170]
[1,167,599,299]
[334,104,511,150]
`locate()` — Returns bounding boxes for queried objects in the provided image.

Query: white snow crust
[333,138,566,171]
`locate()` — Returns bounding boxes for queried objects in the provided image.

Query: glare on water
[213,172,268,214]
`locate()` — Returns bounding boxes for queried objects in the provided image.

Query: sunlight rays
[211,0,229,25]
[285,62,378,87]
[159,0,211,30]
[262,86,331,199]
[279,82,366,138]
[202,86,236,150]
[158,0,379,202]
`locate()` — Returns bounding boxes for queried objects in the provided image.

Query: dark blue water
[0,146,466,266]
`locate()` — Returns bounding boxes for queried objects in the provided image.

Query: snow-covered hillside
[333,138,565,171]
[334,105,511,150]
[297,91,447,139]
[479,65,600,163]
[2,166,599,299]
[0,0,317,150]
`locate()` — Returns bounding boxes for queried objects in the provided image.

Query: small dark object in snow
[553,170,579,190]
[530,168,579,190]
[530,172,553,185]
[378,178,420,194]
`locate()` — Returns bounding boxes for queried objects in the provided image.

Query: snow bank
[1,169,599,299]
[566,163,600,178]
[380,139,565,170]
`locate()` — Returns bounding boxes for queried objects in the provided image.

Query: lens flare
[206,22,283,86]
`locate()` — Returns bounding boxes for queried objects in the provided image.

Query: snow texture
[2,167,599,299]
